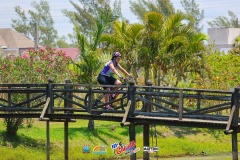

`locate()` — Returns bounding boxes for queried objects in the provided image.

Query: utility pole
[34,22,38,50]
[237,18,239,28]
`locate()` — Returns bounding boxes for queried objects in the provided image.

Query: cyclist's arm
[118,64,131,77]
[109,62,122,78]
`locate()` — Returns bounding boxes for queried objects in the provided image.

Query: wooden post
[64,121,69,160]
[128,81,136,116]
[45,80,52,160]
[64,79,73,114]
[8,86,11,107]
[34,22,38,50]
[87,85,92,113]
[197,91,201,109]
[46,121,50,160]
[232,88,239,160]
[143,124,150,160]
[129,123,136,160]
[27,86,30,108]
[145,81,153,112]
[232,131,238,160]
[179,89,183,120]
[47,79,54,114]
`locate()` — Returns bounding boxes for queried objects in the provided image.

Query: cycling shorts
[97,74,117,89]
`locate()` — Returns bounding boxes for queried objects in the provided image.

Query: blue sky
[0,0,240,40]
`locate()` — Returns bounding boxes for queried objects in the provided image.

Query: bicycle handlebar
[121,76,134,85]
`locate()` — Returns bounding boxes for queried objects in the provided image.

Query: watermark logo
[111,140,140,157]
[93,145,107,155]
[82,144,90,153]
[143,146,159,153]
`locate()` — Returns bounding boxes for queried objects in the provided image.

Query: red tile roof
[56,48,80,60]
[21,48,80,60]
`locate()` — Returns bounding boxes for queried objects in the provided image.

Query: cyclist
[97,52,131,110]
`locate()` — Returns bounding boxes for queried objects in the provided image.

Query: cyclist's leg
[97,74,112,109]
[109,77,122,100]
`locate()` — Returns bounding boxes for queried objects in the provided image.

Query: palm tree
[139,12,164,85]
[161,13,207,86]
[140,12,207,86]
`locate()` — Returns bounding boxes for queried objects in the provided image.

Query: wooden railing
[0,80,239,125]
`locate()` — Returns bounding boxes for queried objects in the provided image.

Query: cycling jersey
[100,60,118,77]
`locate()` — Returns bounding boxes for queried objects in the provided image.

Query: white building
[208,28,240,52]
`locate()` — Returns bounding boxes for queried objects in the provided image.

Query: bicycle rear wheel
[117,93,144,111]
[84,89,105,110]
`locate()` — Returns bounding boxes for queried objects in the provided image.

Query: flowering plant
[0,47,73,83]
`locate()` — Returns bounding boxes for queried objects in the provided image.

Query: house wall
[1,48,19,58]
[208,28,240,51]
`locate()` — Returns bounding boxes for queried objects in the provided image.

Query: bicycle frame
[84,78,130,110]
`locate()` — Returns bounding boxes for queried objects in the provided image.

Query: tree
[63,0,121,42]
[207,11,240,28]
[11,0,58,47]
[180,0,204,32]
[129,0,175,21]
[56,36,72,48]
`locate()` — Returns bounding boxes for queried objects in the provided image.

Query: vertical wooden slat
[197,91,201,109]
[27,86,30,108]
[179,89,183,120]
[87,85,92,113]
[8,86,11,107]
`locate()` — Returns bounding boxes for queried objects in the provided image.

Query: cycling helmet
[112,52,121,57]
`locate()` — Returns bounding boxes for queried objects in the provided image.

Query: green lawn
[0,119,235,160]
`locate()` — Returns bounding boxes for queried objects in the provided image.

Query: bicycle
[84,76,144,113]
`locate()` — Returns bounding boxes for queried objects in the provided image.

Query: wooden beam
[224,105,235,134]
[120,100,131,127]
[39,97,50,121]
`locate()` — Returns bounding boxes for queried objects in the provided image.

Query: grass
[0,119,236,160]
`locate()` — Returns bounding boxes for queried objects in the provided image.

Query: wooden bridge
[0,79,239,160]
